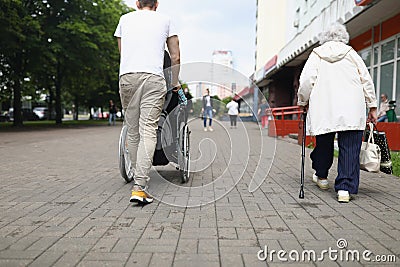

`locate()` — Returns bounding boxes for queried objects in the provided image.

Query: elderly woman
[297,23,377,203]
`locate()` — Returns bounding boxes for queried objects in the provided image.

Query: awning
[254,55,278,86]
[355,0,373,6]
[264,55,277,72]
[233,87,254,101]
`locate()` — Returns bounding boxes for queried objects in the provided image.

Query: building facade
[255,0,287,73]
[252,0,400,116]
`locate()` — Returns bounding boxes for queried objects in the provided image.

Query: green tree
[45,0,129,122]
[0,0,44,126]
[222,96,233,105]
[1,0,130,125]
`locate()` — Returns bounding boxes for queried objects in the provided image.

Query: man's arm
[117,37,121,54]
[166,35,180,89]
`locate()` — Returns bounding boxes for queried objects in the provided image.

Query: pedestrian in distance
[226,98,239,128]
[297,23,377,203]
[377,94,389,122]
[108,100,117,126]
[114,0,181,204]
[257,98,270,129]
[202,88,214,132]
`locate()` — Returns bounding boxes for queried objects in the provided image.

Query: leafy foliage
[391,152,400,177]
[0,0,131,124]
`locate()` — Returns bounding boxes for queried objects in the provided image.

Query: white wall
[255,0,288,71]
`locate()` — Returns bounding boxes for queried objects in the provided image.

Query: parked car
[0,111,10,122]
[33,107,49,120]
[8,108,39,121]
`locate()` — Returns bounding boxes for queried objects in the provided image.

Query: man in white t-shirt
[201,89,214,132]
[114,0,180,204]
[226,99,239,128]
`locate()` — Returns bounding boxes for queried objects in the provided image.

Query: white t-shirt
[114,10,177,77]
[205,95,211,107]
[226,101,239,115]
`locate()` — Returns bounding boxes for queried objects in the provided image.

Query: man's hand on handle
[172,84,181,92]
[367,107,377,124]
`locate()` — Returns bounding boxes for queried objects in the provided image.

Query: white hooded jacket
[298,41,377,136]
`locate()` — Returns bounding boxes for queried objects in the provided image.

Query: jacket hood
[313,41,352,63]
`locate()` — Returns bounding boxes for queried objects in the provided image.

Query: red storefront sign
[264,55,277,73]
[355,0,373,6]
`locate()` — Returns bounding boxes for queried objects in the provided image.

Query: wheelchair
[118,52,191,184]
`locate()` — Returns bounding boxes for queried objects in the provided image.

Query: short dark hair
[139,0,157,8]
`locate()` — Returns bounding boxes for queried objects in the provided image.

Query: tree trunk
[13,80,23,127]
[74,96,79,121]
[13,54,23,127]
[48,87,54,120]
[55,61,62,124]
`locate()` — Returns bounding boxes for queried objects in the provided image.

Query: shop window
[381,40,395,63]
[359,34,399,109]
[373,67,378,94]
[373,46,379,65]
[396,61,400,112]
[303,0,308,15]
[398,37,400,58]
[294,8,300,29]
[397,60,400,92]
[360,49,371,67]
[380,62,394,99]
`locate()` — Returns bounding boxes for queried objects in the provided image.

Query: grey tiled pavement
[0,120,399,267]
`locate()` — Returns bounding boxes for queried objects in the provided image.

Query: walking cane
[299,110,307,199]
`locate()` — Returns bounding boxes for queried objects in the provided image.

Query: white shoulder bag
[360,123,381,173]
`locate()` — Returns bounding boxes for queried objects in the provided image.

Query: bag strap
[372,122,379,132]
[367,122,375,144]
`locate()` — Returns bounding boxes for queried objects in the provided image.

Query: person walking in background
[108,100,117,126]
[226,98,239,128]
[298,23,377,203]
[377,94,389,122]
[202,88,213,132]
[115,0,180,204]
[257,99,269,129]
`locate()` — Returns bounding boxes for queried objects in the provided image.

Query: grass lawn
[392,151,400,177]
[0,119,118,131]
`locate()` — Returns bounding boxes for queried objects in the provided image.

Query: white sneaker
[312,173,318,183]
[208,127,214,132]
[204,128,208,132]
[337,190,350,203]
[312,173,329,190]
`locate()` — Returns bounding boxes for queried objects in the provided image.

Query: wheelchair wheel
[119,124,133,183]
[178,121,190,183]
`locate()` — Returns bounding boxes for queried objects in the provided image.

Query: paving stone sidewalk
[0,121,399,267]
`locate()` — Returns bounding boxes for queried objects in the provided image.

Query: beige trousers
[119,73,167,187]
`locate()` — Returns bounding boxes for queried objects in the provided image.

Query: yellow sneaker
[130,185,153,204]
